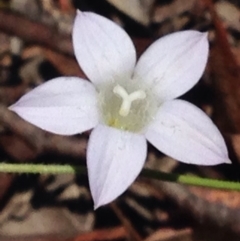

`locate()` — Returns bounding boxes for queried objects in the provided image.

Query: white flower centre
[113,85,146,117]
[98,81,158,133]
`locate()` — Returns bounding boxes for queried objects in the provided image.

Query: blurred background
[0,0,240,240]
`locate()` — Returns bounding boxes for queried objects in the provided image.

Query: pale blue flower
[10,11,230,209]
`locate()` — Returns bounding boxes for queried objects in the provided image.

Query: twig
[73,226,126,241]
[204,0,240,132]
[0,10,73,56]
[147,180,240,237]
[0,104,86,158]
[111,202,142,241]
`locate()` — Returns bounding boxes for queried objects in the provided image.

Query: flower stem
[0,162,239,191]
[141,169,240,190]
[0,163,86,174]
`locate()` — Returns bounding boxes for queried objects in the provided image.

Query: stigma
[113,85,146,117]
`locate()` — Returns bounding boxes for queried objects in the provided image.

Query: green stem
[0,163,86,174]
[0,163,239,191]
[141,169,240,191]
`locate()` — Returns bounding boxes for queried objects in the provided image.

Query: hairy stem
[0,163,239,191]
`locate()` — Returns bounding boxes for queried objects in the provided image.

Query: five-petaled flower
[9,11,230,209]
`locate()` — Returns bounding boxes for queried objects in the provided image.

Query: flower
[9,11,230,209]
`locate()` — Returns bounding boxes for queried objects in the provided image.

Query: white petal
[145,100,230,165]
[133,31,209,101]
[87,124,147,208]
[9,77,99,135]
[73,11,136,87]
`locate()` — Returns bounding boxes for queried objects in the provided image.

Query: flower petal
[133,31,209,101]
[87,124,147,208]
[145,100,230,165]
[9,77,99,135]
[72,11,136,87]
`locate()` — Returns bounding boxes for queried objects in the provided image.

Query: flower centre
[113,85,146,117]
[98,81,158,133]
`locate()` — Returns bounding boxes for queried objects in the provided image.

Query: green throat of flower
[99,82,158,132]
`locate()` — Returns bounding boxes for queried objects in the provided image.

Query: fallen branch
[0,104,86,158]
[0,10,73,56]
